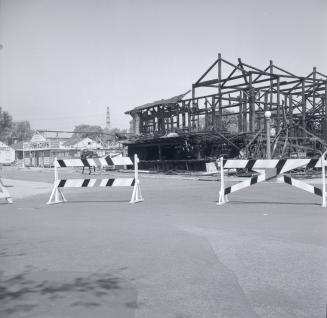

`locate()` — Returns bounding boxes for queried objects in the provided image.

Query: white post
[130,154,143,203]
[47,158,57,204]
[47,157,66,204]
[134,154,139,183]
[54,158,58,182]
[22,142,25,168]
[217,156,226,205]
[0,174,13,203]
[322,151,327,208]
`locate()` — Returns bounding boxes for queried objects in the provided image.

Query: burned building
[124,54,327,171]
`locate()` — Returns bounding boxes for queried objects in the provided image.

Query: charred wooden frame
[125,54,327,163]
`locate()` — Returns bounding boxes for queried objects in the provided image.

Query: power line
[36,129,132,136]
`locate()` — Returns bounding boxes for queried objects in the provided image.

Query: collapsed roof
[125,91,190,115]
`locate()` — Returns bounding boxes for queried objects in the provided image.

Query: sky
[0,0,326,131]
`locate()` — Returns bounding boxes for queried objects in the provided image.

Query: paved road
[0,169,327,317]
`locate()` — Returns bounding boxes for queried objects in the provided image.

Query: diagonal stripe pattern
[224,172,270,195]
[55,156,133,168]
[56,178,135,188]
[217,157,326,206]
[221,158,321,173]
[278,175,322,197]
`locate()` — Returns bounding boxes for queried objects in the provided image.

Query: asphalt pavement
[0,167,326,317]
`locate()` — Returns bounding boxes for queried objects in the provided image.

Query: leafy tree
[0,107,13,143]
[72,124,103,139]
[71,124,129,145]
[107,127,127,135]
[11,121,33,142]
[107,127,128,141]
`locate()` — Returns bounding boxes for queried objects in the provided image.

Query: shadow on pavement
[57,200,130,204]
[0,270,138,318]
[229,200,320,206]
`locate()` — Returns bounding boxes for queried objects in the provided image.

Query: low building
[13,132,120,167]
[0,141,15,165]
[13,132,78,167]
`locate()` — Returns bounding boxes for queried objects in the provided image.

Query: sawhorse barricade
[217,153,327,207]
[0,177,13,204]
[47,154,143,204]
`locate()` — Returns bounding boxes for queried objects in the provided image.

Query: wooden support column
[242,91,248,132]
[324,81,327,138]
[152,107,156,132]
[269,60,274,115]
[301,80,306,134]
[212,96,216,129]
[258,94,262,131]
[217,53,223,130]
[288,94,293,137]
[238,94,242,133]
[249,74,255,132]
[313,67,316,110]
[204,99,208,130]
[191,84,195,131]
[182,101,186,130]
[187,102,191,130]
[276,76,280,129]
[196,101,200,131]
[284,94,287,123]
[264,92,268,130]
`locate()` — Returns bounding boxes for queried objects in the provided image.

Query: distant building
[0,141,15,164]
[13,132,78,167]
[12,132,117,167]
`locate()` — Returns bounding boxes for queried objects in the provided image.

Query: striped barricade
[217,154,327,207]
[47,154,143,204]
[0,177,13,204]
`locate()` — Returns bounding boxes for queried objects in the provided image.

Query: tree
[72,124,103,139]
[11,121,33,142]
[0,107,13,144]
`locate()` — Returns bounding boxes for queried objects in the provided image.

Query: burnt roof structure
[125,91,190,115]
[124,54,327,170]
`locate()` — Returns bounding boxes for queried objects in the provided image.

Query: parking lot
[1,168,327,318]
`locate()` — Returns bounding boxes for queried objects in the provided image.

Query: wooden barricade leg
[322,151,327,208]
[47,184,67,205]
[277,175,324,199]
[277,152,327,208]
[218,164,279,205]
[218,157,228,205]
[130,154,144,204]
[0,178,13,204]
[47,158,67,205]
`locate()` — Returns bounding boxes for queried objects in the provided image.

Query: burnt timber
[124,54,327,171]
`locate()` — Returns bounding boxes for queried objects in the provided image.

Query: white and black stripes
[221,158,321,174]
[56,178,135,188]
[224,173,268,195]
[278,175,322,197]
[217,156,327,206]
[47,154,144,204]
[55,156,133,168]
